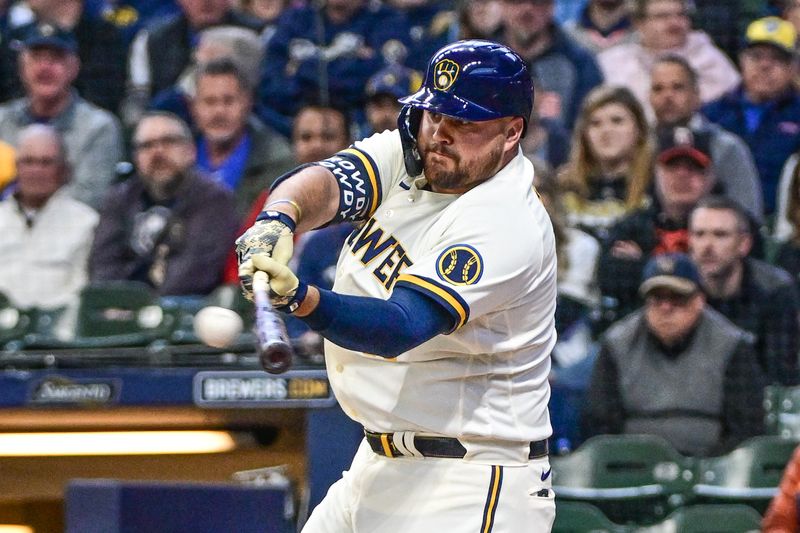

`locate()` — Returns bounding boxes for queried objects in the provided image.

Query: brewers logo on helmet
[433,59,459,91]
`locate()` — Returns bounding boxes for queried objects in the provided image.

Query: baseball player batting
[237,40,557,532]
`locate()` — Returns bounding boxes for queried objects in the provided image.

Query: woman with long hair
[559,85,654,240]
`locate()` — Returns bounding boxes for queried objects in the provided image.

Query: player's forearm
[296,286,453,358]
[263,165,340,232]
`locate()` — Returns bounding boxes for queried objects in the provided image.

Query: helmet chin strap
[397,105,424,177]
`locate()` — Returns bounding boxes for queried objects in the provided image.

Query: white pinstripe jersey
[324,130,557,462]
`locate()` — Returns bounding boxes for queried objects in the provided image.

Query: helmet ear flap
[398,104,424,177]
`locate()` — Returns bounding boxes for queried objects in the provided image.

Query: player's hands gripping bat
[235,211,295,301]
[252,270,295,374]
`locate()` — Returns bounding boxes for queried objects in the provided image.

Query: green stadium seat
[763,385,800,439]
[551,434,695,525]
[553,501,630,533]
[633,504,762,533]
[692,435,795,514]
[24,281,178,349]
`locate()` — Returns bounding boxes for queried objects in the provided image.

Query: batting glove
[245,254,308,313]
[235,211,295,300]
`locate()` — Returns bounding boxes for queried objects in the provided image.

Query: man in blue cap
[236,40,557,531]
[583,253,765,457]
[0,23,123,210]
[363,64,422,135]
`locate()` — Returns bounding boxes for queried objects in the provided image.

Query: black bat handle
[253,271,294,374]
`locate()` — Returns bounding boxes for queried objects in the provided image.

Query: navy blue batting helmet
[398,39,534,131]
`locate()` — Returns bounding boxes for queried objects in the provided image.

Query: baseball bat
[252,270,294,374]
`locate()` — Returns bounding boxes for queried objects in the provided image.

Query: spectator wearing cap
[597,0,740,120]
[582,252,765,457]
[649,54,763,223]
[0,24,123,210]
[495,0,603,130]
[363,64,422,135]
[688,196,800,385]
[123,0,262,128]
[703,17,800,215]
[599,126,717,320]
[4,0,127,113]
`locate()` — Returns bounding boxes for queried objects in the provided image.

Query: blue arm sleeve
[299,286,455,358]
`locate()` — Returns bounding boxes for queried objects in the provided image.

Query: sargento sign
[29,377,119,405]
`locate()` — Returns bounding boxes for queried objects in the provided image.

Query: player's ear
[504,117,524,146]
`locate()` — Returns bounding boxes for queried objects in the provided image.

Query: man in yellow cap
[703,17,800,217]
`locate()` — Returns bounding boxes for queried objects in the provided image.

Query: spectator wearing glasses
[598,0,740,119]
[582,253,765,456]
[89,112,238,297]
[703,17,800,216]
[0,124,98,314]
[688,196,800,385]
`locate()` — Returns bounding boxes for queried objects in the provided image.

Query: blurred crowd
[4,0,800,468]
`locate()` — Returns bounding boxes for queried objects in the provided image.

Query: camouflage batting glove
[244,255,308,313]
[235,211,295,300]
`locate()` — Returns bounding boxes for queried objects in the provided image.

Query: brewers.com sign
[193,370,335,408]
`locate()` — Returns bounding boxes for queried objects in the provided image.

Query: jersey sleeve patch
[435,244,483,286]
[395,274,470,332]
[319,147,382,225]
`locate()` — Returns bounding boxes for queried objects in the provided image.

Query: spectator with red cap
[599,126,717,320]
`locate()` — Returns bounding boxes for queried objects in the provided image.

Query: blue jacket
[702,87,800,214]
[259,4,408,119]
[399,1,454,73]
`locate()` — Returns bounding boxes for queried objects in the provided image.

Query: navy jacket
[702,86,800,214]
[259,4,408,119]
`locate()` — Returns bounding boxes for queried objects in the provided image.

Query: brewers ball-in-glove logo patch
[433,59,459,91]
[436,245,483,286]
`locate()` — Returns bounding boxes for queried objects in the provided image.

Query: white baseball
[193,306,244,348]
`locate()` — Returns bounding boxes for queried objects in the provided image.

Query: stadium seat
[553,501,630,533]
[632,504,762,533]
[23,281,178,349]
[692,435,796,514]
[763,385,800,439]
[551,434,695,525]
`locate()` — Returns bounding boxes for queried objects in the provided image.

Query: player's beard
[422,142,504,192]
